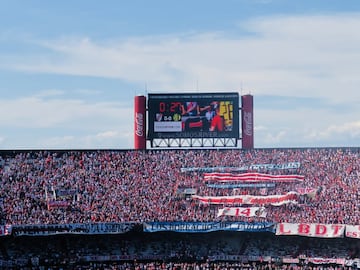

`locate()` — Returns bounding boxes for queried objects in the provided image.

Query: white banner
[276,223,345,238]
[192,192,299,206]
[217,207,267,218]
[345,225,360,239]
[307,258,345,265]
[181,162,301,173]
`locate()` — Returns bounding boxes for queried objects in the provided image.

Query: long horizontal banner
[181,162,301,173]
[207,183,276,189]
[217,207,267,218]
[2,222,360,238]
[143,222,275,233]
[204,172,304,182]
[307,258,346,265]
[208,255,272,263]
[82,254,163,263]
[10,223,135,236]
[79,254,357,267]
[207,256,356,267]
[276,223,345,238]
[192,192,299,206]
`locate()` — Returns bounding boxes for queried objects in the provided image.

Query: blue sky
[0,0,359,149]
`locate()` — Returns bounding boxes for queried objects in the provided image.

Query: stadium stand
[0,148,359,269]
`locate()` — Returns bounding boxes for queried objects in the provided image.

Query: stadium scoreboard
[147,92,240,139]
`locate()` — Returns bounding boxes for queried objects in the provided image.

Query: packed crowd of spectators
[0,148,359,225]
[1,231,359,269]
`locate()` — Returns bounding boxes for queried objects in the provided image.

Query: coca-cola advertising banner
[241,94,254,149]
[134,95,146,149]
[147,92,240,139]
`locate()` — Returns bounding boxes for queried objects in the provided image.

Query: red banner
[192,192,299,206]
[204,172,304,182]
[47,200,70,210]
[307,258,345,265]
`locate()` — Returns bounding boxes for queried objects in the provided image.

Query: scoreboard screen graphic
[148,92,239,139]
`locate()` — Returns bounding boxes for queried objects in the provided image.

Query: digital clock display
[158,102,183,113]
[148,92,240,139]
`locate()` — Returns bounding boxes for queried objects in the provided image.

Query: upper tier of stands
[0,148,359,225]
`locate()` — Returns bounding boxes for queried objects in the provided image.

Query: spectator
[0,148,359,225]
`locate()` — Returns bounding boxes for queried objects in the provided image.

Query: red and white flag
[204,172,304,183]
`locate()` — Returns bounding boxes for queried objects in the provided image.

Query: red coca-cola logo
[135,112,144,137]
[243,111,252,136]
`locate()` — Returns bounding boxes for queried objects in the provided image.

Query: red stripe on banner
[204,172,304,182]
[192,192,299,206]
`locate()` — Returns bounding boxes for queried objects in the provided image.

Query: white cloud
[40,135,76,148]
[0,95,131,129]
[1,12,360,148]
[254,105,360,148]
[75,89,103,96]
[95,130,119,139]
[37,130,133,149]
[1,13,359,103]
[34,89,65,98]
[307,121,360,140]
[262,130,288,145]
[0,92,136,149]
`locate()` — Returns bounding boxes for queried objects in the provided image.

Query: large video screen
[148,92,239,139]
